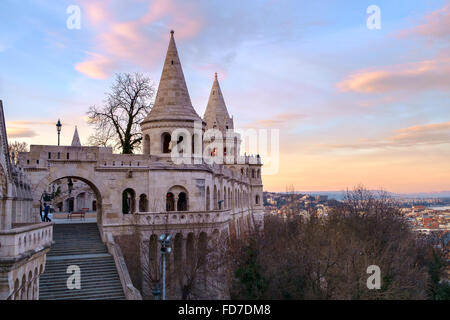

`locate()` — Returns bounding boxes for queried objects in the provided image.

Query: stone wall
[0,100,52,300]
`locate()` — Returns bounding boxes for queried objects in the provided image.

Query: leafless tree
[169,230,230,300]
[229,186,435,300]
[87,73,155,154]
[8,141,28,165]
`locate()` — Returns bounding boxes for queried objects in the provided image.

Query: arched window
[218,190,221,209]
[186,233,195,269]
[174,233,183,278]
[224,186,227,209]
[167,186,189,212]
[257,169,260,178]
[206,186,210,211]
[213,185,218,210]
[122,188,136,214]
[166,192,175,211]
[252,169,255,178]
[198,232,208,286]
[162,132,171,153]
[139,194,148,212]
[177,135,184,154]
[149,235,158,277]
[144,135,150,155]
[177,192,188,211]
[255,194,260,205]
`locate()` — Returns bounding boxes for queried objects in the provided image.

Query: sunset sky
[0,0,449,193]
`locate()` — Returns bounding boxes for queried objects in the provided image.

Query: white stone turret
[71,126,81,147]
[140,30,205,158]
[203,73,234,133]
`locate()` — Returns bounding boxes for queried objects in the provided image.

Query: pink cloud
[6,127,38,138]
[74,0,205,79]
[75,53,116,79]
[244,112,305,129]
[337,58,450,93]
[397,4,450,41]
[83,1,110,25]
[328,121,450,150]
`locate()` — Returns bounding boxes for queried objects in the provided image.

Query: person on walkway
[40,203,44,222]
[43,203,52,222]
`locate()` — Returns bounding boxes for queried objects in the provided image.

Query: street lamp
[152,283,161,300]
[159,233,172,300]
[56,119,62,146]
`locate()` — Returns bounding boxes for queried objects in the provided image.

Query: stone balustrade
[105,233,142,300]
[103,209,236,228]
[0,223,53,259]
[135,209,233,226]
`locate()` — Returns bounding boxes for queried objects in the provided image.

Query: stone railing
[0,223,53,260]
[105,233,142,300]
[134,209,233,226]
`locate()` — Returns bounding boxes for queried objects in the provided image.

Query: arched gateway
[33,172,104,224]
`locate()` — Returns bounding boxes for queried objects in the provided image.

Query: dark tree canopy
[87,73,155,154]
[229,187,448,300]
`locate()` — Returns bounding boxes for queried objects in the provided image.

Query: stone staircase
[39,223,125,300]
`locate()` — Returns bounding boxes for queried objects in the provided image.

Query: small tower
[71,126,81,147]
[203,73,240,164]
[140,30,205,158]
[203,72,234,133]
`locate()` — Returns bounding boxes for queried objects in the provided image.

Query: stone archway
[32,174,105,226]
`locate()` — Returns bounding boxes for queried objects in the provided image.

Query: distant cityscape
[264,190,450,281]
[263,191,450,233]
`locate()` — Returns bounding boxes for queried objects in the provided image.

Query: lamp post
[56,119,62,146]
[159,234,172,300]
[152,283,161,300]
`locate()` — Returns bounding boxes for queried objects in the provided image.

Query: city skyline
[1,0,449,193]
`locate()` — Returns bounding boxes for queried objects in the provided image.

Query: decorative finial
[214,72,218,80]
[170,30,174,36]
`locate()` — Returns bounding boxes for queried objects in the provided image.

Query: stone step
[40,223,125,300]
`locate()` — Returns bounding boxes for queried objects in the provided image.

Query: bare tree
[87,73,155,154]
[168,229,230,300]
[8,141,28,165]
[230,186,437,300]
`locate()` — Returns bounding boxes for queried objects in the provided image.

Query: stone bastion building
[0,31,264,299]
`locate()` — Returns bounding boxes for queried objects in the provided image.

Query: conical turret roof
[71,126,81,146]
[203,73,233,131]
[143,31,201,123]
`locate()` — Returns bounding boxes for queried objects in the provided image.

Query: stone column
[174,195,179,211]
[2,198,13,230]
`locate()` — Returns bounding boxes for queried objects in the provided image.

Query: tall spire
[71,126,81,147]
[203,72,233,131]
[142,30,201,123]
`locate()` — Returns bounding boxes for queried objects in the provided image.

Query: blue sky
[0,0,449,192]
